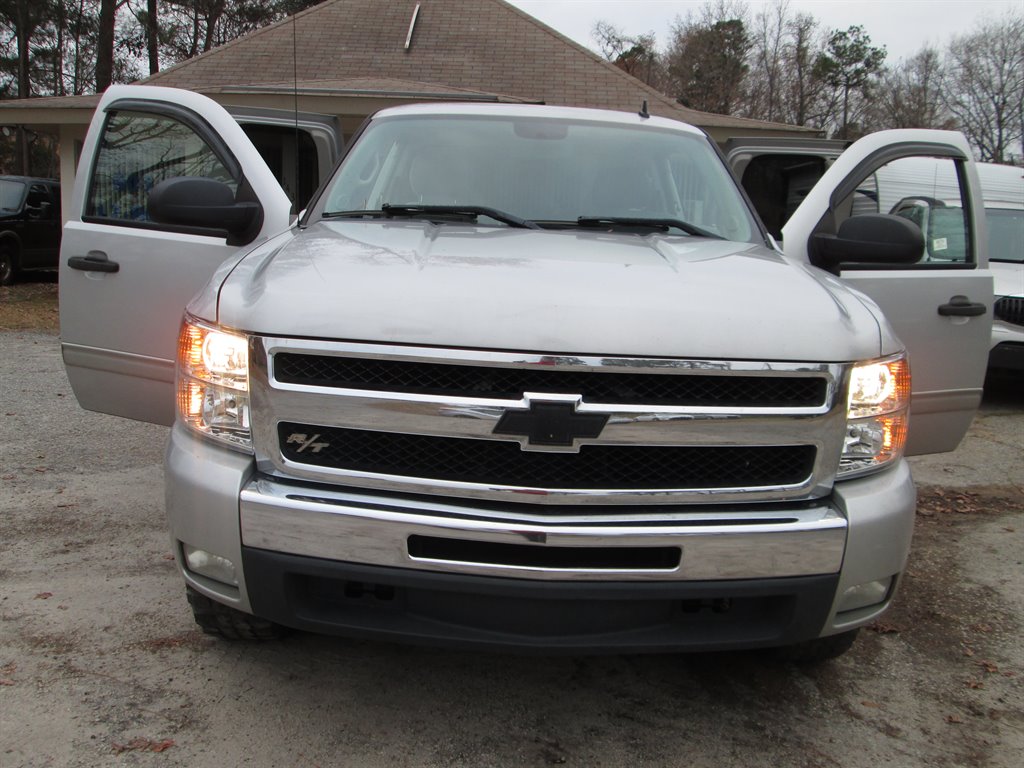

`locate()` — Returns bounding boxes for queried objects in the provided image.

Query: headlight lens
[176,317,252,451]
[839,354,910,477]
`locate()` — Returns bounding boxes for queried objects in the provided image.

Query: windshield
[321,113,759,242]
[986,208,1024,263]
[0,179,26,212]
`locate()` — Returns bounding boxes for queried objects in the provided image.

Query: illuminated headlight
[176,316,252,451]
[838,354,910,477]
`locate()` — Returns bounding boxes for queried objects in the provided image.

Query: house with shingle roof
[0,0,817,219]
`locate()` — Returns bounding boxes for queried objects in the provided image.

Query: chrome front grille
[273,352,828,407]
[249,338,849,506]
[277,422,818,490]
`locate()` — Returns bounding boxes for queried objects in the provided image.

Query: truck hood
[216,220,885,361]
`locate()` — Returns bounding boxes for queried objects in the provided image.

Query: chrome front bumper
[238,476,846,582]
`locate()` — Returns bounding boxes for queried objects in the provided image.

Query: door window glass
[87,110,237,224]
[0,179,26,211]
[847,156,972,265]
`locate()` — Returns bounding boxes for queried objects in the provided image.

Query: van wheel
[773,629,859,663]
[186,586,287,641]
[0,245,18,286]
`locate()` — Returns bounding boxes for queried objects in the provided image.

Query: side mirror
[148,177,262,245]
[810,214,924,274]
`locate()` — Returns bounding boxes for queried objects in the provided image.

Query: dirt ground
[0,277,59,332]
[1,279,1022,767]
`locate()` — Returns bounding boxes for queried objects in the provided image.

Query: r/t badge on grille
[286,432,330,454]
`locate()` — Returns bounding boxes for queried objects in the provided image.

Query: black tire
[772,629,860,663]
[0,245,18,286]
[186,586,288,641]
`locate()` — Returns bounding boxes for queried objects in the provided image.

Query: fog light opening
[837,576,894,614]
[183,544,238,587]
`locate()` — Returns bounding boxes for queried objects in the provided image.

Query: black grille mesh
[278,423,816,490]
[994,296,1024,327]
[273,354,827,407]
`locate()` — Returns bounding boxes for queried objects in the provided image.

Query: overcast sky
[508,0,1020,63]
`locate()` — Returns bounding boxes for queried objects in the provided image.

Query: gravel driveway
[1,325,1022,768]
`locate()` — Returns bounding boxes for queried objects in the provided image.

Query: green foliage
[813,25,886,138]
[667,17,751,115]
[814,26,886,91]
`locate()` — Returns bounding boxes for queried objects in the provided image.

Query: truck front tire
[186,586,287,641]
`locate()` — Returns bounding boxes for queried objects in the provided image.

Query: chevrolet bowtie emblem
[493,398,608,448]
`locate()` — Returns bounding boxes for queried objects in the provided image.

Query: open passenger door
[60,85,292,425]
[783,130,993,455]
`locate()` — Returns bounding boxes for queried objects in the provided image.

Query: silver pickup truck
[60,85,993,659]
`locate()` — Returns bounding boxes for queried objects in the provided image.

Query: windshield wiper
[575,216,722,239]
[380,203,541,230]
[321,210,383,220]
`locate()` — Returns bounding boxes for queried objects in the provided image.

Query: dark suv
[0,176,61,285]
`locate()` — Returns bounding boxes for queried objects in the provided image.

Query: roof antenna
[292,13,301,220]
[639,100,650,119]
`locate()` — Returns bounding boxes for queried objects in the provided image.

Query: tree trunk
[147,0,159,74]
[55,1,65,95]
[202,1,226,52]
[841,83,850,138]
[14,1,37,174]
[96,0,117,91]
[190,4,200,58]
[15,2,33,100]
[73,0,84,94]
